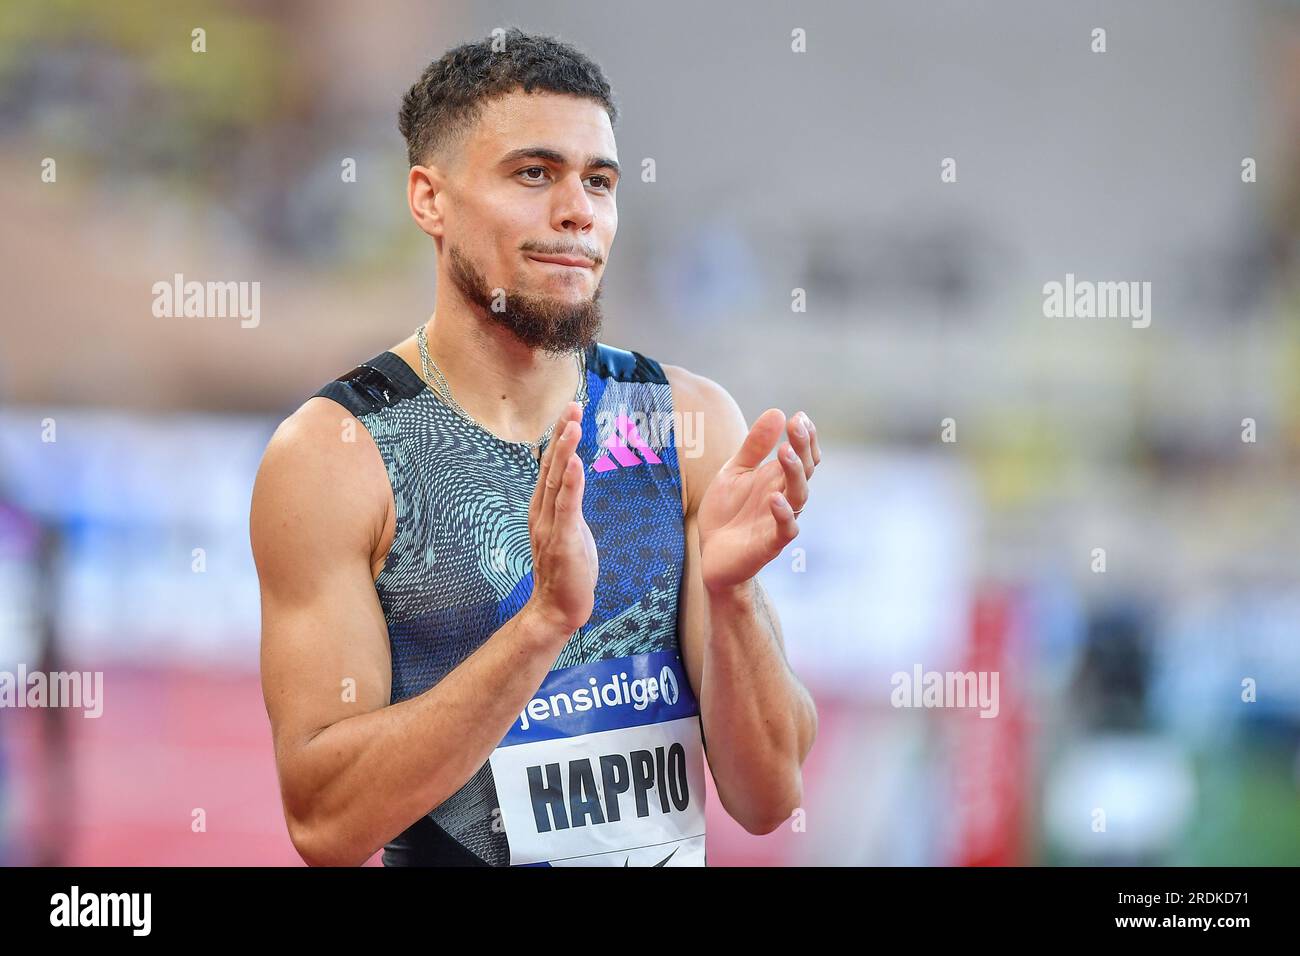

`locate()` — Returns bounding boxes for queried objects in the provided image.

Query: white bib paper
[488,650,707,866]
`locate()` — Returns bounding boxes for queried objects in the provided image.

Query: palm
[696,407,819,592]
[697,460,784,590]
[579,520,599,591]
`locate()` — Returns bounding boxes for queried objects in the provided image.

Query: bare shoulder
[254,397,387,501]
[660,363,748,427]
[250,397,391,583]
[660,363,750,515]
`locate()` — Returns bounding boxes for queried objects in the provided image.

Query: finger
[806,415,821,467]
[778,441,809,512]
[549,401,581,465]
[788,412,816,477]
[769,491,800,549]
[729,408,785,471]
[533,402,581,528]
[540,418,581,531]
[529,447,548,529]
[554,450,586,522]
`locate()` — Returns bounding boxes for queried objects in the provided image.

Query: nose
[550,172,596,235]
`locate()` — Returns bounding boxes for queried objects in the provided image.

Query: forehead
[466,90,616,161]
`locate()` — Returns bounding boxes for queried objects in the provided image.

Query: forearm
[282,602,569,866]
[700,578,817,834]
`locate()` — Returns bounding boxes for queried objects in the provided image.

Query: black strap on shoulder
[316,343,669,417]
[312,351,425,417]
[585,342,669,384]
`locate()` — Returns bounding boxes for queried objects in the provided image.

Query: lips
[527,253,594,268]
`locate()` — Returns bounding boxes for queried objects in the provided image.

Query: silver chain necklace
[415,323,588,454]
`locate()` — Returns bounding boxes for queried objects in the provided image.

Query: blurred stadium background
[2,0,1300,865]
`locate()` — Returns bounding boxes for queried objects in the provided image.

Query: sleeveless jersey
[312,342,707,866]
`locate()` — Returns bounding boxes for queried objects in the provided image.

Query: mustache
[521,242,604,265]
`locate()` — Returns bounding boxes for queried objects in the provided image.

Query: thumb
[729,408,786,471]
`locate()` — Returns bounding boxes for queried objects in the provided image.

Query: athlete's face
[426,90,619,353]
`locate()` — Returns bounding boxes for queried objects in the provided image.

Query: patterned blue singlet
[312,341,707,866]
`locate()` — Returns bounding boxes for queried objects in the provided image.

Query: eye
[517,166,549,183]
[587,175,614,191]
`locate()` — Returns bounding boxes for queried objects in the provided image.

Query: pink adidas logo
[592,413,663,472]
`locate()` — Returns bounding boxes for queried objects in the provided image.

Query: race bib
[488,650,707,866]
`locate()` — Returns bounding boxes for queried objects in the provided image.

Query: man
[251,27,820,867]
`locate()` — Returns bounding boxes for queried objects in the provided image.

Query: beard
[446,244,604,355]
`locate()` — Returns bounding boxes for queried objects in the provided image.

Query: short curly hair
[398,27,618,168]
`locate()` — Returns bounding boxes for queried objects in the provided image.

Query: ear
[407,164,447,240]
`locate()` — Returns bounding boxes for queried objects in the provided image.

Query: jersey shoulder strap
[314,342,670,415]
[586,342,670,385]
[312,351,425,417]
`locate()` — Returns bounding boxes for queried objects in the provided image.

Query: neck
[415,292,585,447]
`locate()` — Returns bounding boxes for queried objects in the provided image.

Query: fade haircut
[398,27,618,168]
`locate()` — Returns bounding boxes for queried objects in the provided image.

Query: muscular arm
[252,397,585,866]
[665,366,819,836]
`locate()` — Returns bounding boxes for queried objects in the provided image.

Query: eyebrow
[497,146,620,177]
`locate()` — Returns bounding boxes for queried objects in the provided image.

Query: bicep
[252,403,393,770]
